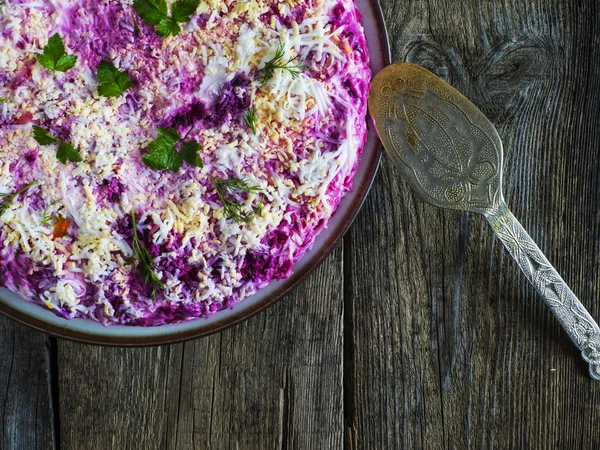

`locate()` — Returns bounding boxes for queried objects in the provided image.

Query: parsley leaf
[134,0,199,37]
[55,54,78,73]
[142,128,203,172]
[257,40,306,86]
[32,125,59,145]
[56,142,82,164]
[133,0,168,25]
[156,19,181,37]
[179,140,204,168]
[130,209,164,297]
[209,175,263,224]
[36,34,77,76]
[143,128,182,171]
[0,182,36,218]
[33,126,82,164]
[97,61,133,98]
[244,107,258,134]
[171,0,199,22]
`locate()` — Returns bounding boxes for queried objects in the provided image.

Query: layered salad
[0,0,371,326]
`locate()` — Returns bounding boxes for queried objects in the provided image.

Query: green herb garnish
[33,126,82,164]
[97,61,133,98]
[244,107,257,134]
[33,125,59,145]
[257,40,306,86]
[56,142,82,164]
[0,182,36,218]
[40,200,60,226]
[133,15,141,36]
[40,213,54,227]
[0,97,7,103]
[130,209,164,297]
[142,127,203,172]
[36,34,77,76]
[156,18,181,37]
[209,175,263,224]
[133,0,168,26]
[133,0,200,37]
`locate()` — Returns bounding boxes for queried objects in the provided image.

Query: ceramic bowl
[0,0,391,345]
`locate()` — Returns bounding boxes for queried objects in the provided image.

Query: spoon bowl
[369,63,504,214]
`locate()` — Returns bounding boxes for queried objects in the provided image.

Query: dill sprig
[244,107,258,134]
[40,209,56,227]
[209,175,263,224]
[257,40,306,86]
[0,182,36,218]
[130,209,164,297]
[40,200,60,226]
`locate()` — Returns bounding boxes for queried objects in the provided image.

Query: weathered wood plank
[167,244,344,450]
[348,0,600,448]
[0,317,55,450]
[57,245,343,450]
[57,343,183,450]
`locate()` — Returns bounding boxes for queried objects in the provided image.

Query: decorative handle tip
[582,347,600,381]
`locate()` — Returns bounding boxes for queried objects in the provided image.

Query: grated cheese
[0,0,371,326]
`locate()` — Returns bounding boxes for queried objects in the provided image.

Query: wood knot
[401,38,552,124]
[474,39,552,123]
[404,39,454,83]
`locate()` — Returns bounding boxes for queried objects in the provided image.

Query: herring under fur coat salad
[0,0,371,326]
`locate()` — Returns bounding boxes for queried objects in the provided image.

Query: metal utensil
[368,62,600,380]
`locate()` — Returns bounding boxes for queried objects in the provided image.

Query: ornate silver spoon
[368,62,600,380]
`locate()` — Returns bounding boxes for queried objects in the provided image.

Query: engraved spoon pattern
[368,62,600,380]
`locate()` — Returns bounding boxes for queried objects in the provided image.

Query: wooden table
[3,0,600,448]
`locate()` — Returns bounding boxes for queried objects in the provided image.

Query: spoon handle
[486,203,600,380]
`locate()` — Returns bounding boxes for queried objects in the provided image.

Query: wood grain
[57,343,182,450]
[3,0,600,448]
[57,245,344,450]
[0,317,55,450]
[347,0,600,448]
